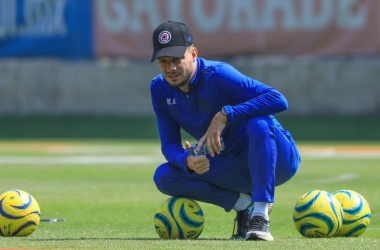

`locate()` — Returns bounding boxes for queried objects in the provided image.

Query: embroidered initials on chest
[167,98,178,105]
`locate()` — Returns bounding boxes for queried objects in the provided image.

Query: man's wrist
[186,156,195,173]
[221,107,227,116]
[221,107,228,123]
[186,156,192,169]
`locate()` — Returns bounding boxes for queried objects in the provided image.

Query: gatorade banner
[1,0,379,60]
[94,0,380,60]
[0,0,93,59]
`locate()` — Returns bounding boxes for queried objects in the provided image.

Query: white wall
[1,57,379,115]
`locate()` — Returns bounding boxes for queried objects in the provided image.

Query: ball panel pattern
[168,197,184,239]
[0,190,41,237]
[154,197,204,239]
[332,190,371,237]
[293,190,343,238]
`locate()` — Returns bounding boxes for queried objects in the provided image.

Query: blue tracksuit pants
[154,116,301,212]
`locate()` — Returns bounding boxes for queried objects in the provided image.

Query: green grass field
[0,140,379,249]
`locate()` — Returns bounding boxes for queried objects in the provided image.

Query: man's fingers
[201,163,210,173]
[211,136,220,154]
[215,136,222,151]
[192,158,210,174]
[195,164,210,174]
[185,141,191,149]
[198,168,209,174]
[193,156,209,164]
[206,137,215,157]
[197,136,206,151]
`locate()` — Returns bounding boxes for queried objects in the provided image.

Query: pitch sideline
[0,153,379,164]
[0,155,165,164]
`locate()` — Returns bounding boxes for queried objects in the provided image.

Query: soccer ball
[154,197,204,239]
[332,190,371,237]
[293,190,343,238]
[0,190,41,237]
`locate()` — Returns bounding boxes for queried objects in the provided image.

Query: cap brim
[151,46,188,63]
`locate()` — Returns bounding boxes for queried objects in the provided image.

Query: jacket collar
[186,57,201,94]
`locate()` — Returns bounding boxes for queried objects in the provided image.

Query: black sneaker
[230,203,254,239]
[246,216,274,241]
[231,203,273,240]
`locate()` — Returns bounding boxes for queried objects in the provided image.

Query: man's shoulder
[199,58,226,71]
[151,73,165,84]
[150,73,166,92]
[199,58,234,76]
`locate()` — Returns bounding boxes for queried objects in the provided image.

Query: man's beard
[176,72,192,88]
[168,69,193,89]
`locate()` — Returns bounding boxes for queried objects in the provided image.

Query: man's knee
[154,162,178,195]
[246,116,274,139]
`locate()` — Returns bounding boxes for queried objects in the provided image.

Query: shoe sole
[231,202,274,240]
[246,231,274,241]
[230,235,246,240]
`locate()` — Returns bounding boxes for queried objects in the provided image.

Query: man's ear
[192,47,198,62]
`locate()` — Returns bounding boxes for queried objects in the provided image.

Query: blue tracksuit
[151,57,300,212]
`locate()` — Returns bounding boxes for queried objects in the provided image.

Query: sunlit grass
[0,140,379,249]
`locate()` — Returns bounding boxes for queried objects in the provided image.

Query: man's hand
[197,111,227,157]
[185,141,210,174]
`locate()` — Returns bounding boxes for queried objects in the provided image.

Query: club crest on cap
[159,31,171,44]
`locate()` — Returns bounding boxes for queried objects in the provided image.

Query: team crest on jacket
[198,98,212,113]
[159,31,171,44]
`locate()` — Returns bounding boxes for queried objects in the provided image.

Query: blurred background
[1,0,379,141]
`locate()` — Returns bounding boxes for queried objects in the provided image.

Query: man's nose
[167,62,176,71]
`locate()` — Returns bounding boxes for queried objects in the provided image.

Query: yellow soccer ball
[154,197,204,239]
[293,190,343,238]
[332,190,371,237]
[0,190,41,237]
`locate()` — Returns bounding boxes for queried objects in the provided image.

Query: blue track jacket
[151,58,295,172]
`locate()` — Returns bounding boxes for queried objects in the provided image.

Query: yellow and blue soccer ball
[154,197,204,239]
[332,190,371,237]
[293,190,343,238]
[0,190,41,237]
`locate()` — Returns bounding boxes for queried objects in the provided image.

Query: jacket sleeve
[214,63,288,124]
[151,87,189,172]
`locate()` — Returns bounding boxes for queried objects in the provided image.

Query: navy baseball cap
[151,21,193,63]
